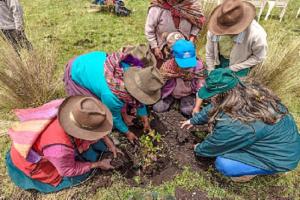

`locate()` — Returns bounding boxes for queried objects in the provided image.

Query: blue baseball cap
[172,39,197,68]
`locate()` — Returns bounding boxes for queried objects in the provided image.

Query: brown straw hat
[124,66,165,105]
[208,0,256,35]
[58,96,113,141]
[122,44,157,68]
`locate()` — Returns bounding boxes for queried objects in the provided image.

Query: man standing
[0,0,32,50]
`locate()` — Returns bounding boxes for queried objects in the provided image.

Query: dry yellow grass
[0,37,63,110]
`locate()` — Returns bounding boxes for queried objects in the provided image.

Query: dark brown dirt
[151,110,212,171]
[102,110,212,187]
[175,187,209,200]
[85,109,211,189]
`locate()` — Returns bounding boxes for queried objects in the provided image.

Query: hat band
[69,112,101,131]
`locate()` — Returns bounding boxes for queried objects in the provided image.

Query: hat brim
[198,86,219,100]
[124,68,161,105]
[58,96,113,141]
[175,56,197,68]
[208,2,256,35]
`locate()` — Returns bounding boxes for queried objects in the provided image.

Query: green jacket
[191,104,300,172]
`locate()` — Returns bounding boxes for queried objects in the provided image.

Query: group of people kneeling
[5,0,300,193]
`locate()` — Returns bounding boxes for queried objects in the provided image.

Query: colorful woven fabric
[160,58,204,80]
[104,52,139,107]
[150,0,205,29]
[8,99,64,158]
[8,99,96,160]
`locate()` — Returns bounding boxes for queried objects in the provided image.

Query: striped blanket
[8,99,64,159]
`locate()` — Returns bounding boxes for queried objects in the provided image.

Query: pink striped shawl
[8,99,64,158]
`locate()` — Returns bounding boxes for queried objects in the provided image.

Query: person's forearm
[194,96,203,110]
[114,117,129,134]
[102,136,114,149]
[229,56,262,72]
[44,145,92,177]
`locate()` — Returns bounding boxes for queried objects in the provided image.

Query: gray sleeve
[206,31,216,72]
[145,7,161,49]
[6,0,24,30]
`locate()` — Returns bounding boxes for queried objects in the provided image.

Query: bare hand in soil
[126,131,139,144]
[122,112,136,126]
[110,146,124,158]
[92,159,114,170]
[114,148,124,158]
[141,116,151,133]
[103,136,122,158]
[180,120,194,129]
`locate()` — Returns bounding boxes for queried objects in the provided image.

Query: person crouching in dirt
[90,0,131,16]
[145,0,205,68]
[192,0,268,115]
[6,96,122,193]
[64,51,165,143]
[0,0,32,51]
[181,68,300,182]
[153,39,205,117]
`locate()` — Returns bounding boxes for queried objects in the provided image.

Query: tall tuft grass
[0,38,63,110]
[249,24,300,97]
[197,1,217,50]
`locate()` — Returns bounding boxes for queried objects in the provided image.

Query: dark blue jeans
[215,156,276,177]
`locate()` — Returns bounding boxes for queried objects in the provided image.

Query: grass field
[0,0,300,199]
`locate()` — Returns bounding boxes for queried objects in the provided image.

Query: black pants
[0,29,32,51]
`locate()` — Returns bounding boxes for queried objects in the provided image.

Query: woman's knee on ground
[153,99,173,113]
[215,156,239,177]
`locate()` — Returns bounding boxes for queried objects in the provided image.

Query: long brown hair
[208,80,288,131]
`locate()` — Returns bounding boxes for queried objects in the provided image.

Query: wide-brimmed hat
[124,66,165,105]
[198,68,240,99]
[172,39,197,68]
[208,0,256,35]
[58,96,113,141]
[122,44,157,68]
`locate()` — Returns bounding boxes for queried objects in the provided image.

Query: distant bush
[0,38,64,110]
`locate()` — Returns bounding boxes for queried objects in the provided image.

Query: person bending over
[182,68,300,182]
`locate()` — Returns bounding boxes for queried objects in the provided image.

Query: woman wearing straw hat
[64,51,165,143]
[145,0,205,65]
[192,0,268,115]
[6,96,122,193]
[181,69,300,182]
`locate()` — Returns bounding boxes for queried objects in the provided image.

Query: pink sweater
[43,145,92,177]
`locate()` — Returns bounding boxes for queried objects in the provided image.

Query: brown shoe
[231,175,256,183]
